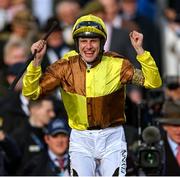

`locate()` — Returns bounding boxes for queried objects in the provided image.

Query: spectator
[99,0,122,29]
[41,17,70,72]
[3,41,27,66]
[31,0,53,28]
[21,118,70,176]
[55,0,81,46]
[161,0,180,77]
[79,0,106,20]
[125,86,149,128]
[0,130,21,175]
[0,62,30,135]
[40,17,72,101]
[164,0,180,23]
[0,0,11,31]
[1,41,29,99]
[7,9,38,50]
[0,0,27,32]
[157,99,180,175]
[8,0,27,23]
[119,0,162,72]
[165,81,180,102]
[145,88,164,124]
[12,97,55,174]
[163,19,180,77]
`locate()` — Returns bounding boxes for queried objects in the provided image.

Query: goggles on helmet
[73,21,107,40]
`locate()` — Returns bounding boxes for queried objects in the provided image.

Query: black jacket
[0,92,28,135]
[20,150,70,176]
[163,136,180,175]
[0,135,21,175]
[12,121,45,174]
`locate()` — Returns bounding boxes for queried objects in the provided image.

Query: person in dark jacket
[21,118,70,176]
[12,97,55,174]
[0,62,29,135]
[0,130,21,175]
[41,17,70,73]
[157,86,180,175]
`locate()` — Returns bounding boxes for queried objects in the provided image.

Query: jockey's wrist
[32,59,41,67]
[135,47,145,55]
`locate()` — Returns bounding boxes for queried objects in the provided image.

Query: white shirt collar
[104,23,112,52]
[167,135,179,157]
[20,93,29,105]
[48,149,61,167]
[48,149,69,167]
[112,15,122,29]
[20,93,29,116]
[48,149,58,162]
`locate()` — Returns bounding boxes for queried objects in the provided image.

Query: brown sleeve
[120,59,145,86]
[120,59,134,84]
[39,59,68,96]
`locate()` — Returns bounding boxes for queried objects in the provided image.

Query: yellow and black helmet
[72,14,107,40]
[72,14,107,54]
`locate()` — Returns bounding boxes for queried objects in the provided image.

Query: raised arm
[129,31,162,88]
[22,40,61,100]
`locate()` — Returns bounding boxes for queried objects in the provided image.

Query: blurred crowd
[0,0,180,176]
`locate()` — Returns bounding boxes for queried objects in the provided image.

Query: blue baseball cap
[45,119,69,136]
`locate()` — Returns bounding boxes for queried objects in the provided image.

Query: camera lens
[140,149,160,168]
[144,152,157,164]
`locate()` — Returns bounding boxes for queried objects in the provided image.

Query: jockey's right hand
[31,40,47,66]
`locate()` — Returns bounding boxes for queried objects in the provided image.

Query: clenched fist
[31,40,47,67]
[129,31,144,55]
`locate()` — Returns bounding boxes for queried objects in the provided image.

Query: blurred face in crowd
[47,31,63,48]
[0,131,5,141]
[128,89,142,104]
[166,87,180,101]
[121,0,137,17]
[93,11,106,21]
[30,100,55,127]
[45,133,69,156]
[4,45,26,65]
[163,125,180,144]
[56,1,80,25]
[12,23,30,37]
[79,38,100,63]
[99,0,119,22]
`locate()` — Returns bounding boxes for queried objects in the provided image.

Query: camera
[137,143,163,175]
[139,147,160,168]
[134,126,165,175]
